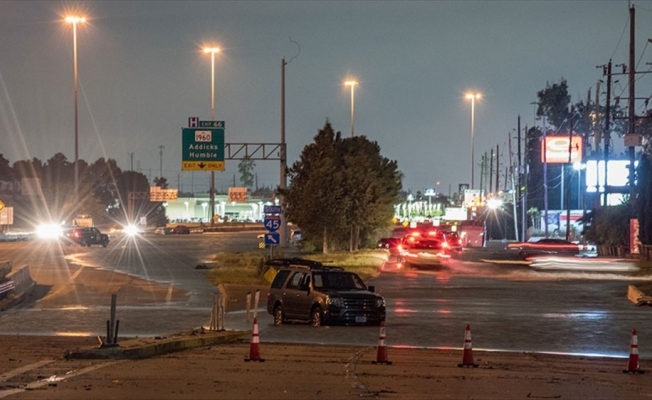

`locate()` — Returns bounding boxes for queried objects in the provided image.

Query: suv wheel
[273,305,284,325]
[102,241,108,248]
[310,307,322,327]
[79,240,87,247]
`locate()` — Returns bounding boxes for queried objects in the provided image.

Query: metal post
[280,58,288,247]
[543,117,549,238]
[253,289,260,320]
[72,21,80,205]
[210,50,216,226]
[246,292,252,323]
[470,97,475,189]
[350,83,355,137]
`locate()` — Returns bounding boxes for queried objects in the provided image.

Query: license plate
[355,316,367,323]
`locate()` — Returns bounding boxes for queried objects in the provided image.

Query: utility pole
[543,117,549,238]
[594,80,601,155]
[518,118,526,241]
[603,60,612,207]
[130,152,134,171]
[279,57,288,247]
[489,148,494,194]
[495,144,500,194]
[566,106,574,241]
[158,145,164,179]
[509,130,518,241]
[627,4,636,201]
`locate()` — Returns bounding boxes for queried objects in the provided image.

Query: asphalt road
[2,233,652,358]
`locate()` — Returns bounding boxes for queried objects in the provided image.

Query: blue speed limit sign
[264,216,281,232]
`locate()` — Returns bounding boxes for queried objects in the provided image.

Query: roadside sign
[264,216,281,232]
[228,187,248,203]
[182,126,225,171]
[264,233,280,245]
[263,205,281,214]
[199,120,224,128]
[0,200,4,211]
[188,117,199,127]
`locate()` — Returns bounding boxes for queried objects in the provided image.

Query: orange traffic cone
[244,317,265,362]
[372,321,392,365]
[623,329,644,373]
[457,324,478,368]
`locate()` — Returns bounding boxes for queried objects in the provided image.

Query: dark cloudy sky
[1,1,650,195]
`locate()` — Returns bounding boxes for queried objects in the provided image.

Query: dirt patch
[0,336,649,399]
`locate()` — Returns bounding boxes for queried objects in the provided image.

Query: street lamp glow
[465,92,481,190]
[344,80,358,137]
[65,14,86,207]
[487,198,502,210]
[65,16,86,24]
[203,46,221,226]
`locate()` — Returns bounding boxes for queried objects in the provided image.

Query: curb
[64,329,250,360]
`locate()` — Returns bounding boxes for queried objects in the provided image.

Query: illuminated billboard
[585,159,638,192]
[541,135,583,163]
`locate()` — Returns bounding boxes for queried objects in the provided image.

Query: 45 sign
[264,216,281,232]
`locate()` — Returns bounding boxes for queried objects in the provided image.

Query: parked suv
[63,227,110,247]
[267,258,386,327]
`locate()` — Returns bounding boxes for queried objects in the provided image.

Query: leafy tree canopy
[281,122,402,253]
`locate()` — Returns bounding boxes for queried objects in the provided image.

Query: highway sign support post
[263,206,282,257]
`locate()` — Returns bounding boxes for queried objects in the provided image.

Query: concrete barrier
[7,265,35,297]
[64,329,249,360]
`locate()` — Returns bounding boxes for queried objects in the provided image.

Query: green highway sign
[181,126,225,171]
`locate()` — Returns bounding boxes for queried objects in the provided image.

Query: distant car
[398,230,451,269]
[507,238,581,258]
[443,231,463,252]
[377,237,401,253]
[63,227,110,247]
[155,227,172,235]
[171,225,190,234]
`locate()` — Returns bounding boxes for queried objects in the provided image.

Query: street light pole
[66,15,85,207]
[203,47,220,226]
[345,80,358,137]
[466,93,481,189]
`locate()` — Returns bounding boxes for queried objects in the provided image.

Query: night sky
[1,1,650,195]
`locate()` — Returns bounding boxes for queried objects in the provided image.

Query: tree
[536,80,571,131]
[238,157,256,189]
[637,153,652,245]
[153,177,169,189]
[0,154,14,182]
[584,201,634,254]
[281,122,402,253]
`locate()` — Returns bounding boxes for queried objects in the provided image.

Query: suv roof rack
[265,258,346,271]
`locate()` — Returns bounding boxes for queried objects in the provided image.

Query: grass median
[207,250,389,286]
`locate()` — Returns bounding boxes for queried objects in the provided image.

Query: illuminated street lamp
[345,80,358,137]
[65,15,86,203]
[203,46,220,226]
[465,93,481,189]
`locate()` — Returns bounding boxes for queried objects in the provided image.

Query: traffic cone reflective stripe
[623,329,644,373]
[372,321,392,365]
[245,317,265,362]
[458,324,478,368]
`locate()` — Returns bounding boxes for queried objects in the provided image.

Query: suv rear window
[270,270,290,289]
